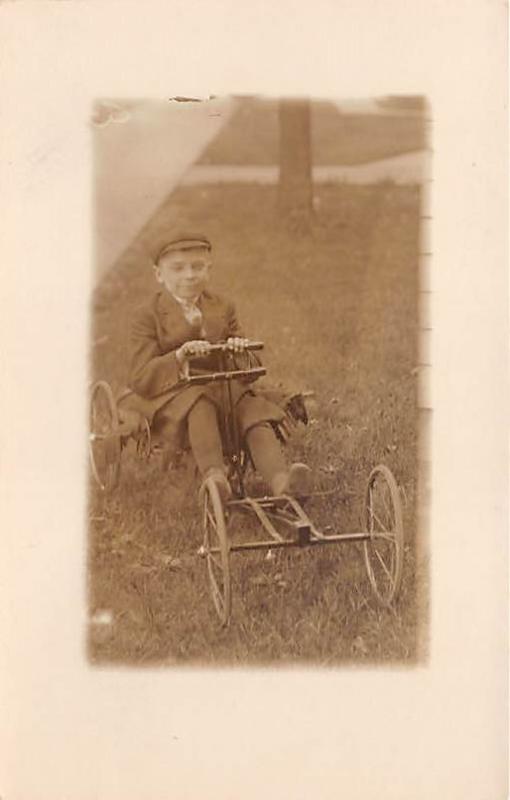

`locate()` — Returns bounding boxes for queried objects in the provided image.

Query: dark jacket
[118,288,285,449]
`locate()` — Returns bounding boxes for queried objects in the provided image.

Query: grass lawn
[197,98,427,166]
[89,180,426,666]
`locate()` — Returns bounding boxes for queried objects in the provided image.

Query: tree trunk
[278,98,313,231]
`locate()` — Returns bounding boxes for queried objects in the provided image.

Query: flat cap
[154,233,212,263]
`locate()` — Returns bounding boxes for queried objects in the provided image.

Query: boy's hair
[154,234,212,264]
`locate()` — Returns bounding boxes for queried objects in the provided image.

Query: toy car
[89,341,404,625]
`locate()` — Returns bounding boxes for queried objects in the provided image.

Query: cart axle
[198,530,371,557]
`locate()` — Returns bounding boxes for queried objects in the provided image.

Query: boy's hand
[227,336,250,353]
[176,340,212,365]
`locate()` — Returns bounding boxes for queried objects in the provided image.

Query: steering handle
[207,340,263,353]
[187,340,264,360]
[184,366,267,386]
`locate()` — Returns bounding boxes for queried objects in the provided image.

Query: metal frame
[192,343,405,625]
[193,344,374,558]
[221,495,371,554]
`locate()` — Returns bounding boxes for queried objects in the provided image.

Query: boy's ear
[153,263,162,283]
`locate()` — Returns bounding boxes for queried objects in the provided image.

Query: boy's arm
[128,309,181,397]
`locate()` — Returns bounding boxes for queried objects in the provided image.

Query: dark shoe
[271,462,312,497]
[199,467,232,505]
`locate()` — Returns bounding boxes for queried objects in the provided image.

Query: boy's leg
[245,422,286,486]
[187,397,231,500]
[245,422,311,496]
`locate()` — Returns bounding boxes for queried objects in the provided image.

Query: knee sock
[187,398,225,476]
[245,423,287,487]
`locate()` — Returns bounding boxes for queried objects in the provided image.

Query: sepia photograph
[88,94,429,665]
[2,1,507,797]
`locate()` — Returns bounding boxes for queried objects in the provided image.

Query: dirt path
[182,150,428,186]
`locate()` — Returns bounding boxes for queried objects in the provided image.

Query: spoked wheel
[89,380,121,491]
[201,478,231,626]
[363,464,404,606]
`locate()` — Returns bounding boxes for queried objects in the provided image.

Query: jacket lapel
[156,291,198,346]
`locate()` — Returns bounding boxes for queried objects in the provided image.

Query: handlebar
[184,366,267,386]
[182,340,266,386]
[188,340,264,357]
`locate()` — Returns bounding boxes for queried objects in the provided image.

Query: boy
[121,232,311,502]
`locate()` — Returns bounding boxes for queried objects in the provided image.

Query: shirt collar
[171,292,201,307]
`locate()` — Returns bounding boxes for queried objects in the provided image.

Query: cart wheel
[363,464,404,606]
[89,380,121,491]
[202,478,231,626]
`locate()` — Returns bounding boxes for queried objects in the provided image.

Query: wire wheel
[89,380,121,491]
[202,478,231,626]
[363,464,404,606]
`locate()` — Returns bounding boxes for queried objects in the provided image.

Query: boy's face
[154,246,211,300]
